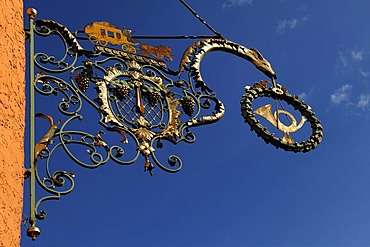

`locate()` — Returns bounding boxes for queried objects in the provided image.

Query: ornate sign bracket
[24,2,323,241]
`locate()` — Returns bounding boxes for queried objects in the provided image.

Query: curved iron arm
[174,38,277,129]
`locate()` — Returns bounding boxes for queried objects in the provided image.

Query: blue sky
[22,0,370,246]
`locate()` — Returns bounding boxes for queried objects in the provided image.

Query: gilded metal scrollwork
[25,3,323,240]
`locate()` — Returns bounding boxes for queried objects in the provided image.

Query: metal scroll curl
[176,38,277,129]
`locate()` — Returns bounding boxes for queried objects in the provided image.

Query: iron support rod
[27,10,36,227]
[179,0,224,39]
[271,77,278,88]
[131,35,219,40]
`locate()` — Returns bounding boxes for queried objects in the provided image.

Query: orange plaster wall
[0,0,25,246]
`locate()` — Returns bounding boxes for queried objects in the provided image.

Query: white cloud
[277,19,297,33]
[336,52,348,68]
[222,0,253,8]
[335,50,369,75]
[298,92,308,101]
[298,88,316,102]
[276,15,310,34]
[359,68,370,78]
[357,94,370,109]
[330,84,352,105]
[351,50,363,61]
[301,15,310,22]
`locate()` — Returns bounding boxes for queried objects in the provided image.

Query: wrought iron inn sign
[24,1,323,240]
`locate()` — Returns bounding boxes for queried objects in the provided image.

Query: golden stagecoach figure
[84,21,139,53]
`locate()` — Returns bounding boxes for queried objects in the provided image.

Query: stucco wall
[0,0,25,246]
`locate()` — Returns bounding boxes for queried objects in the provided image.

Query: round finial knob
[27,225,41,241]
[26,8,37,19]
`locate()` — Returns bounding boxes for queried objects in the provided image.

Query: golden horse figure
[140,44,174,61]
